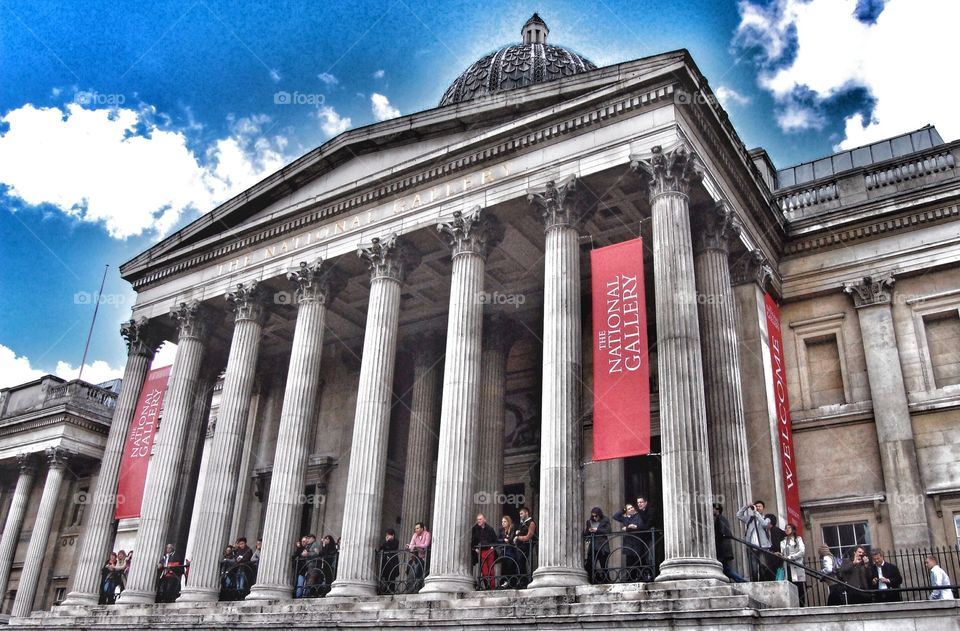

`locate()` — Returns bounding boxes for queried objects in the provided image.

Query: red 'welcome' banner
[115,365,171,519]
[591,238,651,461]
[764,293,803,534]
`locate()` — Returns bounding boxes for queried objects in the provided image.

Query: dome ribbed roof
[439,14,597,107]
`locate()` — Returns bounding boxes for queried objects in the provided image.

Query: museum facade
[1,13,958,627]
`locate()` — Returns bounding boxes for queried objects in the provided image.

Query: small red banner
[764,293,803,534]
[591,238,651,461]
[115,365,171,520]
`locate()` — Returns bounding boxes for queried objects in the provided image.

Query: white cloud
[373,69,385,79]
[317,106,351,137]
[714,85,752,108]
[0,103,289,239]
[734,0,960,144]
[0,343,124,389]
[371,93,400,122]
[318,72,338,86]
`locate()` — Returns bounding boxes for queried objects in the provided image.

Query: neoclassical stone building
[3,13,959,627]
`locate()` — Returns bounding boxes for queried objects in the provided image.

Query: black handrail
[98,569,126,604]
[155,562,187,603]
[472,543,536,590]
[219,562,257,601]
[292,555,338,598]
[727,534,960,601]
[583,530,662,584]
[377,549,430,595]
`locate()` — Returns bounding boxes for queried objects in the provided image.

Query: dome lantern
[522,13,549,45]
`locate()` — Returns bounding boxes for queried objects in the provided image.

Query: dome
[439,14,597,107]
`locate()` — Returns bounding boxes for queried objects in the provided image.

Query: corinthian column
[419,208,503,595]
[693,202,753,577]
[63,319,161,605]
[0,455,37,602]
[180,282,267,601]
[329,236,419,598]
[11,448,70,618]
[248,261,345,601]
[120,301,212,604]
[474,314,519,526]
[526,176,592,588]
[630,145,724,582]
[399,332,443,542]
[843,273,931,547]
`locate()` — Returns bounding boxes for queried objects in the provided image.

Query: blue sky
[0,0,956,386]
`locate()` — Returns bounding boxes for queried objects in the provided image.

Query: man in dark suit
[156,543,184,603]
[870,550,903,602]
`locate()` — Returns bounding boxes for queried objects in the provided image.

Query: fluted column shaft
[0,458,36,601]
[63,319,159,605]
[120,302,210,604]
[474,318,513,526]
[693,204,753,577]
[421,208,502,595]
[11,449,69,618]
[328,270,404,597]
[400,338,441,541]
[633,146,724,582]
[248,261,343,601]
[844,274,931,548]
[180,283,265,601]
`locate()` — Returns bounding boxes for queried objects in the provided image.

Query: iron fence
[293,556,338,598]
[583,530,662,584]
[219,562,257,601]
[377,549,430,595]
[471,543,536,590]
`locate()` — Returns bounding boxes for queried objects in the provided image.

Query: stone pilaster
[0,455,37,602]
[528,176,593,588]
[630,145,725,582]
[180,282,267,601]
[120,301,212,604]
[693,202,753,577]
[11,448,70,618]
[329,236,419,598]
[843,273,931,547]
[474,315,518,526]
[421,208,504,595]
[399,332,443,542]
[248,261,345,601]
[63,318,161,605]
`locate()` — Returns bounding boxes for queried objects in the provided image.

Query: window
[821,521,871,560]
[54,587,66,604]
[924,312,960,388]
[954,514,960,547]
[805,335,846,406]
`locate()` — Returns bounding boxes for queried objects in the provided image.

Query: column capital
[226,280,268,323]
[170,300,213,341]
[843,272,895,308]
[629,144,703,201]
[16,453,37,475]
[694,201,741,254]
[288,259,347,305]
[527,176,594,232]
[45,447,70,470]
[482,313,522,355]
[730,249,773,290]
[437,206,504,259]
[357,235,421,283]
[120,318,162,359]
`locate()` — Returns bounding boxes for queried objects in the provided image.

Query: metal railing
[729,535,960,606]
[219,562,257,601]
[472,543,536,590]
[99,569,126,604]
[376,549,430,595]
[583,530,662,584]
[293,556,338,598]
[155,562,187,603]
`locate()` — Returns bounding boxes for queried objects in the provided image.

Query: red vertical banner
[591,238,651,461]
[764,293,803,534]
[114,365,171,520]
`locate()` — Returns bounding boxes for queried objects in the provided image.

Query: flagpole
[78,264,109,383]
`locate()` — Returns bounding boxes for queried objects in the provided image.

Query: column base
[655,556,727,583]
[246,583,293,601]
[327,578,377,598]
[528,565,588,589]
[177,586,219,602]
[418,573,474,595]
[59,591,99,607]
[115,589,156,605]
